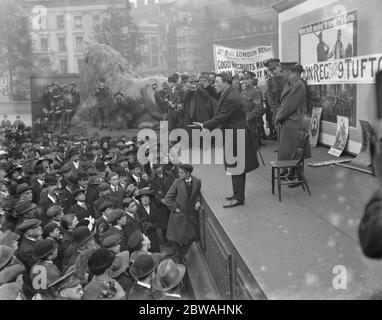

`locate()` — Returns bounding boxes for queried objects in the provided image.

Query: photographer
[183,75,214,134]
[94,77,112,130]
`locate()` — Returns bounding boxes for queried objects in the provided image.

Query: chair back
[290,132,310,165]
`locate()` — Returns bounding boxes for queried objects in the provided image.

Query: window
[92,15,100,27]
[40,38,48,51]
[60,59,68,73]
[74,16,83,28]
[75,36,84,51]
[57,15,65,29]
[58,37,66,52]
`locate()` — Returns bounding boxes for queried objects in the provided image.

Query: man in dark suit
[36,176,61,226]
[193,72,259,208]
[126,162,146,189]
[31,165,45,204]
[93,182,111,218]
[60,175,78,214]
[108,172,125,209]
[61,148,83,178]
[15,219,42,272]
[123,197,144,242]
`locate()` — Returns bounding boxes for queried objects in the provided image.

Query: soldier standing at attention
[264,58,282,141]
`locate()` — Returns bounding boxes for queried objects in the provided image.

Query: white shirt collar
[185,177,192,183]
[137,281,151,289]
[102,214,108,221]
[37,179,44,186]
[73,161,79,169]
[48,194,56,203]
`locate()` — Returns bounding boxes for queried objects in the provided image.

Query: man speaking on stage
[190,72,259,208]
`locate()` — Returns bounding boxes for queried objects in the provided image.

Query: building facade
[27,0,164,75]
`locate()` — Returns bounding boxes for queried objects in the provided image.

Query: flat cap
[178,163,193,173]
[106,209,125,224]
[99,201,113,212]
[17,219,41,233]
[102,235,122,248]
[46,205,63,217]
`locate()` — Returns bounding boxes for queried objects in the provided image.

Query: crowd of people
[0,56,313,300]
[0,122,203,300]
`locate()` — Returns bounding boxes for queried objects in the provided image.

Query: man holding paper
[189,72,259,208]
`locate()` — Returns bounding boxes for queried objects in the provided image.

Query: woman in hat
[136,188,161,253]
[68,189,92,222]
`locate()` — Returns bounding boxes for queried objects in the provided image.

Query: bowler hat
[17,219,41,233]
[127,230,143,251]
[77,171,89,181]
[129,161,141,170]
[178,163,193,173]
[217,72,232,83]
[99,201,113,212]
[129,253,159,280]
[109,251,130,279]
[95,159,106,172]
[72,226,95,248]
[0,245,14,270]
[46,205,63,218]
[88,248,115,273]
[65,175,79,187]
[152,258,186,292]
[16,183,32,195]
[32,239,58,260]
[168,76,177,83]
[102,235,122,249]
[14,201,36,217]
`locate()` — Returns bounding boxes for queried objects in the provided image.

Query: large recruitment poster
[299,10,358,127]
[213,45,273,84]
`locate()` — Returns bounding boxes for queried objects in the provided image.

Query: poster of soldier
[329,115,350,157]
[299,10,358,127]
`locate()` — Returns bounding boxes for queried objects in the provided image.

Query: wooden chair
[271,132,311,202]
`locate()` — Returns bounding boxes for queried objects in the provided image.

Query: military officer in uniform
[264,58,283,140]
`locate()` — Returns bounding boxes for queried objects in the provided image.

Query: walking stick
[258,148,265,166]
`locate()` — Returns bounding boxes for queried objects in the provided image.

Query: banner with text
[213,45,273,83]
[302,53,382,85]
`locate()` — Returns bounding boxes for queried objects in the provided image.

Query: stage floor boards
[186,141,382,299]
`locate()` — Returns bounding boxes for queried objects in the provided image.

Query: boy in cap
[60,175,79,214]
[102,235,122,254]
[15,219,42,271]
[101,209,128,251]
